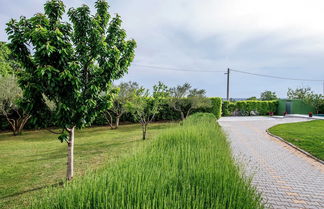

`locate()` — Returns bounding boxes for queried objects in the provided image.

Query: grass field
[268,120,324,160]
[0,122,174,209]
[31,113,263,209]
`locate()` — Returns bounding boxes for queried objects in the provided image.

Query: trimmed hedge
[222,100,278,116]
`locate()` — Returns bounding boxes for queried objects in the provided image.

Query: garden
[1,0,323,208]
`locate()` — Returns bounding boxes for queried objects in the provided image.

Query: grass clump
[31,113,263,209]
[268,120,324,160]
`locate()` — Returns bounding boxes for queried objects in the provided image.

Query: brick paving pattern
[219,117,324,209]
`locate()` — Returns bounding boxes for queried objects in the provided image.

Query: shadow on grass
[0,181,64,200]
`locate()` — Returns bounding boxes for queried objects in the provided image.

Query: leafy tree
[247,96,257,100]
[127,82,168,140]
[0,75,31,135]
[304,93,324,114]
[260,91,278,101]
[104,81,140,129]
[287,87,312,100]
[6,0,136,180]
[168,83,211,120]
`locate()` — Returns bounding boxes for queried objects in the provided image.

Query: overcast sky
[1,0,324,98]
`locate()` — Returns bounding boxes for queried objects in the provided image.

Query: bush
[31,113,263,209]
[222,100,278,116]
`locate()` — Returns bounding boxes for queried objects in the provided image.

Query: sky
[1,0,324,98]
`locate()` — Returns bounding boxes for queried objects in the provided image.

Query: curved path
[219,117,324,209]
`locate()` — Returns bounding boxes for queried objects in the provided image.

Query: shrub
[31,113,263,209]
[222,100,278,116]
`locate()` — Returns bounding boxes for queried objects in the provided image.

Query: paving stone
[219,117,324,209]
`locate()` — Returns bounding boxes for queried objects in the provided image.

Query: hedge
[222,100,278,116]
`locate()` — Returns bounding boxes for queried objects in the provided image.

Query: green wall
[277,99,315,115]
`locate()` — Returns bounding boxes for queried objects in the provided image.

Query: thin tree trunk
[186,108,192,119]
[17,115,31,135]
[115,116,120,129]
[104,111,114,129]
[180,112,185,121]
[142,123,147,140]
[66,127,75,181]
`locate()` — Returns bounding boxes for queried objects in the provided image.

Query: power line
[230,69,324,82]
[133,63,324,82]
[133,64,225,73]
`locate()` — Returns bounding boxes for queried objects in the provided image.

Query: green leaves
[6,0,136,134]
[58,132,69,143]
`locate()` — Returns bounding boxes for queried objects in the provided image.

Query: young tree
[6,0,136,180]
[0,75,31,135]
[104,81,140,129]
[304,93,324,114]
[168,83,211,120]
[127,82,168,140]
[260,91,278,101]
[287,87,312,100]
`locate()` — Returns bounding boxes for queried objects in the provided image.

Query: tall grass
[31,113,263,209]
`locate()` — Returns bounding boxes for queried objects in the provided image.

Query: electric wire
[133,63,324,82]
[133,64,225,73]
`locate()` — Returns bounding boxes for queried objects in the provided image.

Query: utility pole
[225,68,230,101]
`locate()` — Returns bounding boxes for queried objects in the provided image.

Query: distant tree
[304,93,324,114]
[104,81,140,129]
[6,0,136,180]
[287,87,312,100]
[127,82,168,140]
[168,83,211,120]
[247,96,257,100]
[260,91,278,101]
[0,75,30,135]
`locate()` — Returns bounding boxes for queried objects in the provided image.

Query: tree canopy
[260,91,278,101]
[127,82,168,140]
[287,87,312,100]
[6,0,136,180]
[104,81,140,129]
[168,83,211,120]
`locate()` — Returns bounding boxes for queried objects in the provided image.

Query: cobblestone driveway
[219,117,324,209]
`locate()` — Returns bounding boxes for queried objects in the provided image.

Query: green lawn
[268,120,324,160]
[0,122,174,209]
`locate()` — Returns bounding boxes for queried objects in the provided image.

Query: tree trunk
[142,124,147,140]
[104,111,114,129]
[180,112,185,121]
[66,127,75,181]
[5,114,30,136]
[115,116,120,129]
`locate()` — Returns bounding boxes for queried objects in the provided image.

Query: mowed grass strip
[0,122,173,209]
[32,113,263,209]
[268,120,324,160]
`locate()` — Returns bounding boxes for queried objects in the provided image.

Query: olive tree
[260,91,277,101]
[168,83,211,120]
[287,87,312,100]
[304,93,324,114]
[104,81,140,129]
[6,0,136,180]
[127,82,168,140]
[0,75,31,135]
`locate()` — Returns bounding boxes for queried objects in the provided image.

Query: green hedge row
[1,97,222,131]
[222,100,278,116]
